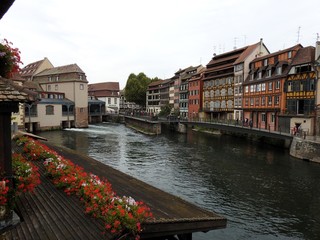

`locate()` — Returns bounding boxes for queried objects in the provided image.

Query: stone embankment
[290,137,320,164]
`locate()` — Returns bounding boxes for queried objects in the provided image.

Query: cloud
[0,0,319,89]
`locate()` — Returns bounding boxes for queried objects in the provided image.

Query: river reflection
[37,123,320,240]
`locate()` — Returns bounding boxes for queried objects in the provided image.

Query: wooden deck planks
[1,140,226,239]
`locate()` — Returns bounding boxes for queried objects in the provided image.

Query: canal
[37,123,320,240]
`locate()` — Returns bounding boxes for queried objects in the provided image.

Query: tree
[124,72,153,107]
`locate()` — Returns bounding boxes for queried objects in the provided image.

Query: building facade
[188,68,205,120]
[88,82,120,113]
[243,44,302,131]
[22,62,88,130]
[281,46,316,135]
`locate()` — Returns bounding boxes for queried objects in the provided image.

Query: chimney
[315,41,320,61]
[258,38,263,57]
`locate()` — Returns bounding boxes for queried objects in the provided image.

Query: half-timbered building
[242,44,302,131]
[281,46,316,135]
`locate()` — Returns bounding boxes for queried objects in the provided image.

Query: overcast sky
[0,0,319,89]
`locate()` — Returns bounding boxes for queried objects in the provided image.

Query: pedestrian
[249,119,253,129]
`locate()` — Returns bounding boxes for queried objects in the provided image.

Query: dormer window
[48,76,52,82]
[257,72,262,79]
[266,69,271,77]
[276,66,282,75]
[288,51,292,59]
[79,75,83,80]
[263,59,268,66]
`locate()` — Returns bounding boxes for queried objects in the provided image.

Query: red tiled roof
[234,42,266,64]
[290,46,315,66]
[88,82,120,92]
[148,80,165,87]
[251,44,303,63]
[20,58,46,77]
[36,64,84,76]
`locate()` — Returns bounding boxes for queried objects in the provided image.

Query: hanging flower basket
[0,39,22,78]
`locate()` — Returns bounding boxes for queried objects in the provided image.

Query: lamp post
[26,103,33,132]
[314,60,320,136]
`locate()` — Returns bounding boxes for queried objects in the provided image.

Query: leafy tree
[158,104,172,117]
[124,72,153,107]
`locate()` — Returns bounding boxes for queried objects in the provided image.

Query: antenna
[233,37,238,50]
[243,35,247,46]
[297,26,301,43]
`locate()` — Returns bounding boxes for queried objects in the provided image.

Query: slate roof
[0,77,38,102]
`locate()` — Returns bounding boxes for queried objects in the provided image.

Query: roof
[0,76,38,103]
[207,46,248,67]
[20,58,48,77]
[0,0,15,20]
[251,44,303,63]
[88,82,120,92]
[35,64,85,76]
[38,98,74,105]
[233,41,269,64]
[148,79,165,87]
[290,46,315,66]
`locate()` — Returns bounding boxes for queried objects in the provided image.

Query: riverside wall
[290,137,320,164]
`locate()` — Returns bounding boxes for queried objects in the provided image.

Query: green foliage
[158,104,172,117]
[124,72,154,107]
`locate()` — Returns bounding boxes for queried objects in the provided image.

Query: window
[48,76,52,82]
[250,85,254,93]
[268,96,272,105]
[250,98,254,106]
[115,98,117,104]
[256,84,261,92]
[48,85,51,91]
[108,98,111,104]
[80,84,84,90]
[268,82,273,91]
[288,51,292,58]
[276,67,282,75]
[275,95,280,105]
[261,83,266,91]
[288,82,292,92]
[264,59,268,66]
[255,97,259,106]
[261,96,266,105]
[271,114,275,123]
[275,80,280,89]
[46,105,54,115]
[258,72,262,79]
[245,86,249,93]
[79,75,83,80]
[262,113,266,122]
[266,69,271,77]
[56,76,59,81]
[55,85,58,91]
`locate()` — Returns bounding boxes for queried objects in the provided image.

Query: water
[37,123,320,240]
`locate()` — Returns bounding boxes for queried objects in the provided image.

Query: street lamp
[314,59,320,136]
